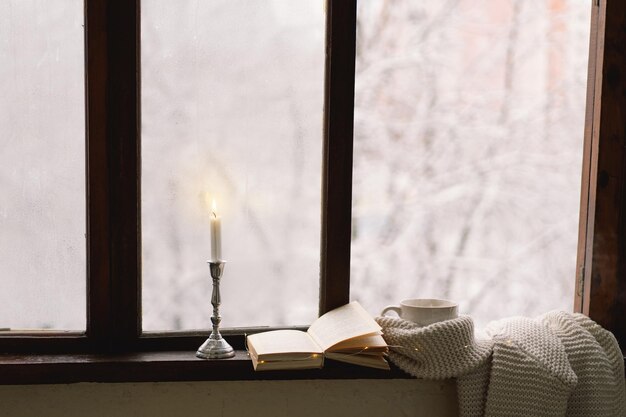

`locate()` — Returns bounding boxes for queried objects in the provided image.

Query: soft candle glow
[210,198,222,261]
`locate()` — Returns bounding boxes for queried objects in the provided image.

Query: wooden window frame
[574,0,626,348]
[1,0,625,384]
[1,0,357,353]
[0,0,369,379]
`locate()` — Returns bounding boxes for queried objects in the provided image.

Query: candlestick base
[196,260,235,360]
[196,334,235,359]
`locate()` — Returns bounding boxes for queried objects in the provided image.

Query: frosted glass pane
[0,1,86,330]
[142,1,324,330]
[351,0,590,328]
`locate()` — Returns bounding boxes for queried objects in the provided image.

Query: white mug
[381,298,458,326]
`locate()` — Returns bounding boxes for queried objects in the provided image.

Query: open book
[246,301,389,371]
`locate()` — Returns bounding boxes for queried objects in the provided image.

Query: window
[1,0,624,382]
[141,0,324,330]
[0,0,86,331]
[351,1,591,328]
[0,0,357,357]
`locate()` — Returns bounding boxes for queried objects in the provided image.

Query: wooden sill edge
[0,350,412,385]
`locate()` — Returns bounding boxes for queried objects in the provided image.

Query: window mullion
[107,0,141,349]
[85,0,112,350]
[86,0,141,352]
[319,0,358,315]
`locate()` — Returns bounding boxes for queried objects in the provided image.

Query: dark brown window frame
[0,0,357,353]
[1,0,625,384]
[574,0,626,348]
[0,0,369,379]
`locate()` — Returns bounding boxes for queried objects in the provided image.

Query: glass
[0,1,86,330]
[351,0,591,328]
[141,0,325,330]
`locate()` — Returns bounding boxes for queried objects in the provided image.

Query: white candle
[210,199,222,261]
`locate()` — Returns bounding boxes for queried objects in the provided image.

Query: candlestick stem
[196,260,235,359]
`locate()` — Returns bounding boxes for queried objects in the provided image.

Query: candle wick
[212,211,217,218]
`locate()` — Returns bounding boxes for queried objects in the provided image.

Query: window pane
[0,1,85,330]
[351,0,590,328]
[141,1,324,330]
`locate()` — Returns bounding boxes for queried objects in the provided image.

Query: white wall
[0,379,458,417]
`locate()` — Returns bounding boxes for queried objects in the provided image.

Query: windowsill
[0,350,411,385]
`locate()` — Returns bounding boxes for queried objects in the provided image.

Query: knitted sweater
[376,312,626,417]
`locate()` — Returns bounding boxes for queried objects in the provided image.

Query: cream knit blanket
[376,312,626,417]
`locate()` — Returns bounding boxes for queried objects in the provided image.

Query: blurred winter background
[0,0,591,331]
[351,0,591,329]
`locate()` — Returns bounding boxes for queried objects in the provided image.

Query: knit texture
[376,315,493,417]
[542,312,626,416]
[376,312,626,417]
[376,315,492,380]
[456,360,492,417]
[484,316,577,416]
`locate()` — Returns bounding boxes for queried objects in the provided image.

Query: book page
[329,334,388,353]
[307,301,382,351]
[246,330,322,358]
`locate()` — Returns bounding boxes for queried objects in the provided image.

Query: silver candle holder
[196,260,235,359]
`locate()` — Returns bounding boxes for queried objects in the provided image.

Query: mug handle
[380,305,401,317]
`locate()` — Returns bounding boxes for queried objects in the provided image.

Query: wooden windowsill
[0,350,412,385]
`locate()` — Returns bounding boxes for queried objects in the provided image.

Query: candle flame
[212,198,217,218]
